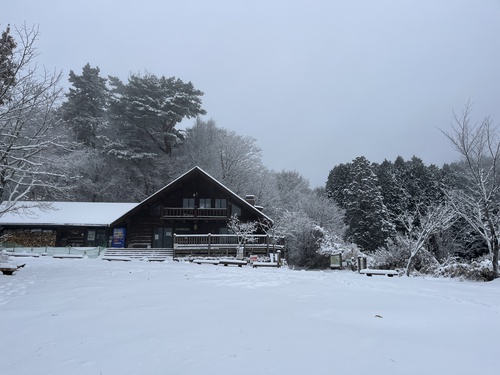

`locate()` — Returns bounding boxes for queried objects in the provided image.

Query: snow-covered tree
[226,214,259,249]
[274,170,310,211]
[315,227,347,256]
[326,162,352,208]
[397,203,456,276]
[0,24,63,214]
[344,156,394,251]
[59,63,108,147]
[108,73,206,156]
[274,210,329,268]
[442,102,500,276]
[178,118,267,197]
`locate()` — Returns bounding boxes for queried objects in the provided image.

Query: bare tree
[442,101,500,276]
[397,203,456,276]
[226,214,259,258]
[0,24,63,216]
[179,118,266,196]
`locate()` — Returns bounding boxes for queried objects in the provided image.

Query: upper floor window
[183,198,195,208]
[199,198,211,208]
[215,199,227,209]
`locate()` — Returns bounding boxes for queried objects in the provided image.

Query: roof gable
[110,166,272,226]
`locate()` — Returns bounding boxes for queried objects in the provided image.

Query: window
[199,198,211,208]
[215,199,227,208]
[183,198,195,208]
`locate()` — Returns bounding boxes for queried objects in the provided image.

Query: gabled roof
[110,166,273,226]
[0,167,272,229]
[0,202,138,227]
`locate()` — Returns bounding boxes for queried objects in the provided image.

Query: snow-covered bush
[316,226,361,269]
[369,242,406,271]
[370,239,438,274]
[279,212,330,269]
[0,253,9,264]
[433,257,497,281]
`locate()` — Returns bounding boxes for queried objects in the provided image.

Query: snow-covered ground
[1,257,499,375]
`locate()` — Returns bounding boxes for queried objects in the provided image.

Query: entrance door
[153,227,172,248]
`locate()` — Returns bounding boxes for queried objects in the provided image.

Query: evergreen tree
[326,162,352,208]
[59,63,109,147]
[344,156,394,251]
[108,72,206,156]
[375,158,408,220]
[0,25,17,105]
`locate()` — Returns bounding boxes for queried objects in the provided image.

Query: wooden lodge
[0,167,284,258]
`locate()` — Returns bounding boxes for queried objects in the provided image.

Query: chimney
[245,194,256,206]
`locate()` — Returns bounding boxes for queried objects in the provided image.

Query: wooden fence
[173,234,285,258]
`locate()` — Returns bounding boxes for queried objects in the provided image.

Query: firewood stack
[2,229,57,247]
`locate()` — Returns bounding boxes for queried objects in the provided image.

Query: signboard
[112,228,126,248]
[330,254,342,270]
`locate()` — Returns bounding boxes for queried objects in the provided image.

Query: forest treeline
[1,25,499,279]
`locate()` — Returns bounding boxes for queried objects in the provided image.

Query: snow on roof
[0,202,139,227]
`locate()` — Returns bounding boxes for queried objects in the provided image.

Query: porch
[172,233,285,258]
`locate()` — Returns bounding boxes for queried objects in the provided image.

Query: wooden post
[207,233,211,257]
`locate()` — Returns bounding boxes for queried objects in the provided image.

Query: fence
[173,234,285,258]
[0,246,104,259]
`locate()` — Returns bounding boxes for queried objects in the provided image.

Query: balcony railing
[162,207,228,219]
[173,233,285,257]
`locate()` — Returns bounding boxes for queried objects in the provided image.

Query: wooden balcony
[172,233,285,258]
[162,207,228,219]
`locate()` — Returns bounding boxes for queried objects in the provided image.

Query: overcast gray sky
[4,0,500,187]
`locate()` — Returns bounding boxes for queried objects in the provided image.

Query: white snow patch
[0,257,499,374]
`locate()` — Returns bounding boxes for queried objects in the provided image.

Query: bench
[3,252,40,258]
[360,269,398,277]
[101,248,171,262]
[102,256,132,262]
[0,265,18,275]
[192,259,220,265]
[252,262,279,268]
[53,254,84,259]
[219,259,247,267]
[0,263,25,275]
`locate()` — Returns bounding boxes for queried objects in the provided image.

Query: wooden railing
[162,207,228,219]
[173,233,285,258]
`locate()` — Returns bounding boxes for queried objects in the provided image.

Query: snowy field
[1,257,499,375]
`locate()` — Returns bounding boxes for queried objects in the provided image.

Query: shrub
[369,239,439,274]
[0,253,9,263]
[434,257,497,281]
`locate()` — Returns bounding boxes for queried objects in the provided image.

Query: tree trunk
[492,239,499,276]
[405,246,415,277]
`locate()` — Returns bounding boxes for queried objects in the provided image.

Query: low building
[0,167,282,256]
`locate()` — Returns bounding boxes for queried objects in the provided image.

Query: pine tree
[108,72,206,156]
[59,63,108,147]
